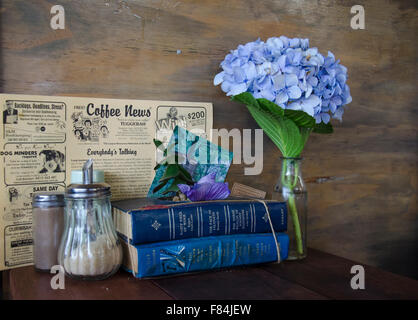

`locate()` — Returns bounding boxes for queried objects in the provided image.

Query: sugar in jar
[58,159,122,280]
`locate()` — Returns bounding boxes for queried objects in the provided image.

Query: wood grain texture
[0,0,417,279]
[5,267,172,300]
[5,249,418,300]
[153,266,326,300]
[260,248,418,299]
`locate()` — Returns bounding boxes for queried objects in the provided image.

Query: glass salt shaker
[32,192,65,271]
[58,159,122,280]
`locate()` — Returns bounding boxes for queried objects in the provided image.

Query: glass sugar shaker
[58,159,122,280]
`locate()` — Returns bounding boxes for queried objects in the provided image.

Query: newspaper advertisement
[0,94,213,271]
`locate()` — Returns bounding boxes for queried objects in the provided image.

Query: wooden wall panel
[1,0,417,279]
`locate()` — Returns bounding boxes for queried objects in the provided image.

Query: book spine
[130,201,287,244]
[125,233,289,278]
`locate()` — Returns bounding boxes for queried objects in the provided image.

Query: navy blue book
[120,232,289,278]
[112,197,287,244]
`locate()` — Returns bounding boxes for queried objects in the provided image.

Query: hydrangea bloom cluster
[214,36,352,123]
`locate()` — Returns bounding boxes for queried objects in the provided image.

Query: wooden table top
[3,248,418,300]
[1,0,417,283]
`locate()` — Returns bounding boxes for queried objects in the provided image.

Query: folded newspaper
[0,94,213,271]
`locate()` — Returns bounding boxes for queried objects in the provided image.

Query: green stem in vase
[281,159,303,255]
[287,193,303,255]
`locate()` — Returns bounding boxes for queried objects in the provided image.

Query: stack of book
[112,198,289,278]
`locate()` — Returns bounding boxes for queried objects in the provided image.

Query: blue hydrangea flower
[273,73,302,105]
[214,36,352,123]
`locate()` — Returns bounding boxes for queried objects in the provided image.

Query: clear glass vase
[272,157,307,260]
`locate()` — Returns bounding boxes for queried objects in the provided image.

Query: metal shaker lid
[33,192,65,208]
[65,159,111,199]
[65,183,111,199]
[70,170,105,184]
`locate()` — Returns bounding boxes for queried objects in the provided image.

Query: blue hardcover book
[112,198,287,244]
[120,232,289,278]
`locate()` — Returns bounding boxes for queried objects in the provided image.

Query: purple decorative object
[178,173,230,201]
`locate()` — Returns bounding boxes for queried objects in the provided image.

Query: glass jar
[32,192,65,271]
[272,157,307,260]
[58,160,122,280]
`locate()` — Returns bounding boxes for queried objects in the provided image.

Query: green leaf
[154,139,167,164]
[257,98,284,117]
[246,104,304,157]
[159,153,185,166]
[159,164,180,182]
[153,139,163,148]
[178,165,194,183]
[153,181,167,193]
[231,92,317,157]
[300,127,312,150]
[164,142,175,157]
[159,163,194,184]
[178,172,194,184]
[153,172,192,194]
[161,185,179,195]
[231,92,259,108]
[284,109,315,128]
[161,177,186,195]
[313,121,333,134]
